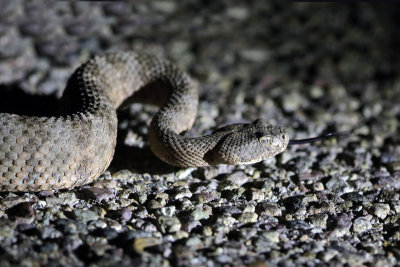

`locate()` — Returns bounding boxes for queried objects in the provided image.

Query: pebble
[180,216,201,232]
[352,217,372,233]
[191,207,211,221]
[79,188,115,202]
[309,214,328,229]
[313,182,325,191]
[72,210,99,222]
[283,196,305,211]
[172,188,193,199]
[0,225,14,241]
[148,199,166,209]
[214,206,242,216]
[263,231,280,243]
[238,212,258,224]
[327,213,352,237]
[133,237,162,252]
[108,207,133,221]
[341,192,364,203]
[257,202,282,217]
[325,176,352,194]
[372,204,390,219]
[158,216,181,233]
[247,188,264,201]
[224,171,249,186]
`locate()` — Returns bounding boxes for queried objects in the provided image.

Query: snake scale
[0,52,289,192]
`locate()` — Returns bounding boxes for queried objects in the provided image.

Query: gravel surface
[1,1,400,266]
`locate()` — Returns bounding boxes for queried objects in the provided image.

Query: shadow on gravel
[110,142,178,175]
[0,83,60,116]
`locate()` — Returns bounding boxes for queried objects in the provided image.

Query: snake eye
[281,133,288,141]
[259,135,272,144]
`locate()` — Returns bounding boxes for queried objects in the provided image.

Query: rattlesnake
[0,52,290,191]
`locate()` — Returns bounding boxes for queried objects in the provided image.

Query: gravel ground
[1,1,400,266]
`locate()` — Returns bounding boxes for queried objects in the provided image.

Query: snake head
[206,119,289,165]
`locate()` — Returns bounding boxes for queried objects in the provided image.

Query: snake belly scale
[0,52,289,191]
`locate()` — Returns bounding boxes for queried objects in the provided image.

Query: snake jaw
[207,119,289,165]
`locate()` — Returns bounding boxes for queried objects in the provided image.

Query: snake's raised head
[206,119,289,165]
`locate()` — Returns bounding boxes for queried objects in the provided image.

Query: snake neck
[148,124,230,167]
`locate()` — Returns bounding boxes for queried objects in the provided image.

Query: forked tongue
[288,131,351,145]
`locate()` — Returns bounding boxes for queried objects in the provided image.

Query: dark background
[1,1,400,266]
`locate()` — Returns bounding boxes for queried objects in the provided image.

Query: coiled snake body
[0,52,289,191]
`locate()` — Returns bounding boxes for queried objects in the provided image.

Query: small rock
[180,216,201,232]
[320,249,339,262]
[72,209,99,222]
[148,199,166,209]
[313,182,325,191]
[158,216,181,233]
[0,224,14,241]
[63,235,83,252]
[193,192,217,204]
[214,206,242,215]
[243,205,256,213]
[341,192,364,203]
[108,207,133,221]
[372,203,390,219]
[282,92,302,112]
[328,213,353,233]
[92,175,118,189]
[152,1,176,13]
[79,188,115,202]
[298,171,324,181]
[226,7,249,20]
[158,206,176,217]
[288,220,310,231]
[133,237,162,252]
[185,236,204,249]
[262,231,280,243]
[218,215,237,227]
[247,188,264,201]
[172,188,192,199]
[326,176,352,194]
[352,216,372,233]
[224,171,249,186]
[239,49,268,62]
[238,212,258,224]
[41,226,62,239]
[132,192,148,204]
[303,194,318,203]
[257,202,282,217]
[309,214,328,228]
[246,261,269,267]
[282,196,305,211]
[191,208,211,221]
[387,161,400,172]
[38,191,53,197]
[392,201,400,213]
[239,228,257,239]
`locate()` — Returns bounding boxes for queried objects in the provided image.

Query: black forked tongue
[288,131,351,145]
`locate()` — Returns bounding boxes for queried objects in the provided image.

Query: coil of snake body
[0,52,289,191]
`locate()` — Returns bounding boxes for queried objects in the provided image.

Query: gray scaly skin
[0,52,289,192]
